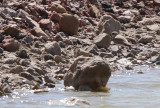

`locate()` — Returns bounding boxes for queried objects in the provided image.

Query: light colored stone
[51,3,66,13]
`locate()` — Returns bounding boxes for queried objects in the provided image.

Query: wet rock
[44,54,54,61]
[2,38,20,51]
[64,56,111,91]
[93,33,111,49]
[139,36,153,44]
[59,13,79,35]
[45,41,61,56]
[16,49,29,58]
[51,3,66,13]
[10,65,23,74]
[96,15,121,35]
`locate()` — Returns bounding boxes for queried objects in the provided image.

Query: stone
[44,54,54,61]
[26,68,39,76]
[74,49,90,57]
[30,48,42,54]
[51,3,66,13]
[39,19,53,30]
[16,49,29,58]
[3,8,17,17]
[4,58,17,64]
[146,24,160,31]
[0,33,4,42]
[59,13,79,35]
[20,72,35,81]
[45,41,61,56]
[50,12,61,22]
[0,47,3,53]
[54,55,63,63]
[88,5,99,18]
[139,36,153,44]
[2,38,20,51]
[20,59,30,66]
[93,33,111,49]
[96,15,121,35]
[64,56,111,91]
[2,26,21,37]
[10,65,23,74]
[32,26,48,38]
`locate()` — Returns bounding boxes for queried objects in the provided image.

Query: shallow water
[0,65,160,108]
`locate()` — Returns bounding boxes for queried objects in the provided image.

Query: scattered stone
[20,59,30,66]
[39,19,53,30]
[51,3,66,13]
[2,26,21,37]
[64,56,111,91]
[44,54,54,61]
[0,47,3,53]
[45,41,61,56]
[93,33,111,49]
[54,55,63,63]
[96,15,121,35]
[2,38,20,51]
[10,65,23,74]
[16,49,29,58]
[139,36,153,44]
[59,13,79,35]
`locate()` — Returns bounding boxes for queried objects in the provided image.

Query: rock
[44,76,56,84]
[2,38,20,51]
[0,83,12,94]
[59,13,79,35]
[44,54,54,61]
[96,15,121,35]
[146,24,160,31]
[0,47,3,53]
[20,59,30,66]
[64,56,111,91]
[50,12,61,22]
[54,55,63,63]
[10,65,23,74]
[30,48,42,54]
[88,5,99,18]
[45,41,61,56]
[0,33,4,42]
[139,36,153,44]
[16,49,29,58]
[3,8,17,17]
[85,44,99,55]
[26,68,39,76]
[32,26,48,38]
[51,3,66,13]
[4,58,17,64]
[23,35,34,43]
[93,33,111,49]
[2,26,21,37]
[39,19,53,30]
[20,72,35,81]
[74,49,90,57]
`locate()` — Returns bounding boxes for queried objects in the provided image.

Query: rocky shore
[0,0,160,96]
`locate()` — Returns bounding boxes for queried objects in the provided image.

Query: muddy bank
[0,0,160,96]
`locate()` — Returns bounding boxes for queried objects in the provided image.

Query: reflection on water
[0,66,160,108]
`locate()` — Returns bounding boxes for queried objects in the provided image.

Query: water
[0,66,160,108]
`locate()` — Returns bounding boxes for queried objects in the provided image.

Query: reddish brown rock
[59,13,79,35]
[50,12,61,22]
[39,19,53,30]
[2,38,20,51]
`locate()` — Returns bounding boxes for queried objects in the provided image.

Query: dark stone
[44,54,54,61]
[17,49,29,58]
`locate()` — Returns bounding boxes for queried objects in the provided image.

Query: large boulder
[59,13,79,35]
[64,56,111,91]
[45,41,61,56]
[96,15,121,35]
[93,33,111,49]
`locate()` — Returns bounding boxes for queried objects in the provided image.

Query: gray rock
[3,8,17,17]
[64,56,111,91]
[0,47,3,53]
[17,49,29,58]
[20,59,30,66]
[10,65,23,74]
[30,48,42,54]
[96,15,121,35]
[93,33,111,49]
[139,36,153,44]
[45,41,61,56]
[44,54,54,61]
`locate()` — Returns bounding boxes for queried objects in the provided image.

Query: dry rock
[139,36,153,44]
[59,13,79,35]
[51,3,66,13]
[2,38,20,51]
[64,56,111,91]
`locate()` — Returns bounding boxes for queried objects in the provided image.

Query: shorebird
[111,31,131,50]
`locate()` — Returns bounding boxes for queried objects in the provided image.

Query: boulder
[59,13,79,35]
[93,33,111,49]
[64,56,111,91]
[51,3,66,13]
[96,15,121,35]
[45,41,61,56]
[2,38,20,51]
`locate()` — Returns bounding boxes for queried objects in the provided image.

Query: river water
[0,65,160,108]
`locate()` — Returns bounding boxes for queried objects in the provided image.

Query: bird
[111,31,131,51]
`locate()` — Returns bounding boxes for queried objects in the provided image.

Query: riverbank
[0,0,160,96]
